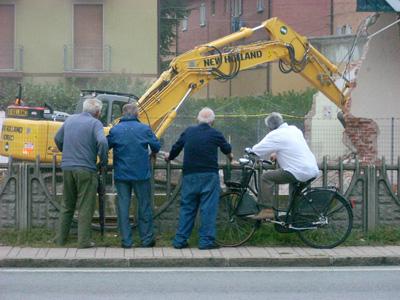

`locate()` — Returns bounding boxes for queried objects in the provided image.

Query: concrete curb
[2,256,400,268]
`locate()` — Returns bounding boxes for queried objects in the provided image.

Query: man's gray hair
[83,98,102,116]
[265,112,284,130]
[197,107,215,124]
[122,102,139,117]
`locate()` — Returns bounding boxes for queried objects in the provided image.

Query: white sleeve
[251,134,277,158]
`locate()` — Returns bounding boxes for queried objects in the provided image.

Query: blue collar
[120,116,140,122]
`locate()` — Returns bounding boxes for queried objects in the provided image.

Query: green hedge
[0,76,148,113]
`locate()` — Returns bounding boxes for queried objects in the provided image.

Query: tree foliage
[159,0,188,57]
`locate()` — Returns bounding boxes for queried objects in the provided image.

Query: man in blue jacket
[107,103,160,248]
[165,107,233,250]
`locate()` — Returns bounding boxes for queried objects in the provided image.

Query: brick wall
[333,0,372,35]
[177,0,334,53]
[343,113,378,163]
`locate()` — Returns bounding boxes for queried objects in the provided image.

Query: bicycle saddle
[295,177,316,191]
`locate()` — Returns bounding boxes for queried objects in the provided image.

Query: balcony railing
[0,45,24,72]
[63,45,111,73]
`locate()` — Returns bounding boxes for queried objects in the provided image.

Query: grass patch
[1,225,400,248]
[0,227,197,248]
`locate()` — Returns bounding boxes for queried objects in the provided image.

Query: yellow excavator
[0,18,350,163]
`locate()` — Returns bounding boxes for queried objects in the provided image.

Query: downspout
[157,0,161,75]
[330,0,334,35]
[266,0,272,93]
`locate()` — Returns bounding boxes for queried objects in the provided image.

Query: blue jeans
[173,172,220,248]
[115,179,154,247]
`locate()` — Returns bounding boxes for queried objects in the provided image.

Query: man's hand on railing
[150,152,157,161]
[164,152,170,162]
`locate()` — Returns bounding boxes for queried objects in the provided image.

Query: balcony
[0,45,24,77]
[63,45,111,76]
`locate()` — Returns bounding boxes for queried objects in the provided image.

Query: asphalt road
[1,267,400,300]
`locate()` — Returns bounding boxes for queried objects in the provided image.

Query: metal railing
[1,155,400,233]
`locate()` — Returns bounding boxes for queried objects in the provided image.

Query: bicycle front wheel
[216,191,260,247]
[293,189,353,249]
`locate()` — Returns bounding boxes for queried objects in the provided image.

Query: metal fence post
[366,164,377,232]
[338,156,343,193]
[391,117,394,183]
[16,163,29,230]
[322,156,328,187]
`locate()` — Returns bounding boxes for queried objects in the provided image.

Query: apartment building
[0,0,158,83]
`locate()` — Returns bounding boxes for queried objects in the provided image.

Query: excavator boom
[138,17,350,137]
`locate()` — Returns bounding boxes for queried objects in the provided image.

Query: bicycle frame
[229,155,321,232]
[220,154,353,248]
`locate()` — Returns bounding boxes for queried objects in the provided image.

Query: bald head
[197,107,215,125]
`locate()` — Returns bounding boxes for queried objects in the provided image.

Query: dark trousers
[115,179,154,247]
[173,172,220,248]
[56,169,97,248]
[260,168,298,206]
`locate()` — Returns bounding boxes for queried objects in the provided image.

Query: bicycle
[216,152,354,249]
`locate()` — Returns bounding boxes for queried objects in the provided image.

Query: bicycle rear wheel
[216,191,260,247]
[293,189,353,249]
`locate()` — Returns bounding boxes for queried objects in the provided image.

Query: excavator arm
[138,18,350,138]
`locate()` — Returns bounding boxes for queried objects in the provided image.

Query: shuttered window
[73,4,103,70]
[0,5,15,69]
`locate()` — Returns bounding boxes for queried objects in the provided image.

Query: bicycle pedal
[273,215,296,233]
[274,223,295,233]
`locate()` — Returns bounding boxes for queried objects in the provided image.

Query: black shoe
[121,244,133,249]
[173,242,189,249]
[78,241,96,249]
[142,240,156,248]
[198,243,220,250]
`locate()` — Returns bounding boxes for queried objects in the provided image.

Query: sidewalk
[1,245,400,267]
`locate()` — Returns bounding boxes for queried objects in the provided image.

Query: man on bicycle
[248,112,319,220]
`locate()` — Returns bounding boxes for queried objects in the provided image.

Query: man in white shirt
[249,112,319,220]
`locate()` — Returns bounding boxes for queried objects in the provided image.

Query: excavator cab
[77,90,138,126]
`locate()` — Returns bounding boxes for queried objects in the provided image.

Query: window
[111,101,125,123]
[338,24,353,35]
[182,17,188,31]
[99,101,109,126]
[231,0,242,17]
[0,5,15,69]
[200,2,206,27]
[73,4,103,71]
[211,0,216,16]
[257,0,265,13]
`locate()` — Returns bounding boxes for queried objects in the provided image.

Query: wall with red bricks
[177,0,333,53]
[333,0,371,35]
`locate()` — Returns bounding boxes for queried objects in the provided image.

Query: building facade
[0,0,158,83]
